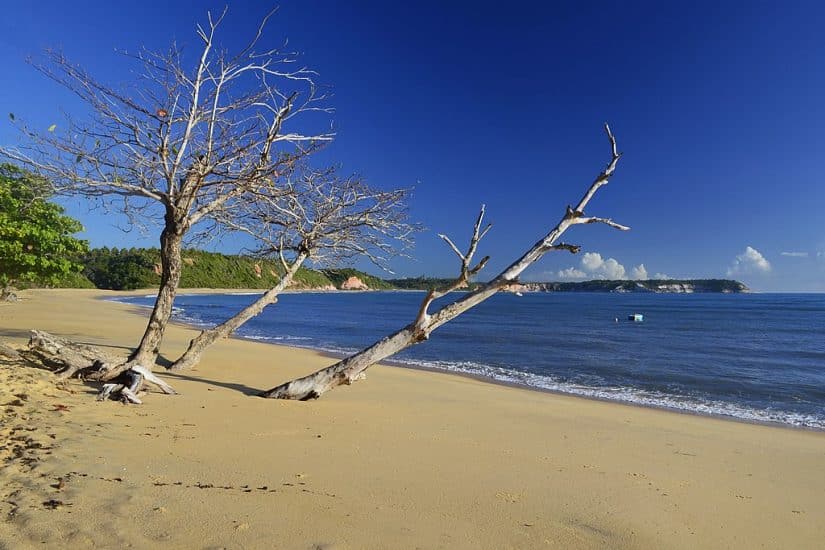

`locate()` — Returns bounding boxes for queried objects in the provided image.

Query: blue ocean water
[116,292,825,429]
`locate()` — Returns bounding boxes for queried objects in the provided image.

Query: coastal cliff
[517,279,750,293]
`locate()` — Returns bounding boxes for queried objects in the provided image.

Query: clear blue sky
[2,1,824,291]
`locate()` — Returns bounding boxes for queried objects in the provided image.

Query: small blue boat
[628,313,644,322]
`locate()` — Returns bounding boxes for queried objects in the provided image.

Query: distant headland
[34,248,748,294]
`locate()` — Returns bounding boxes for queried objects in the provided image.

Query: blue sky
[2,1,825,291]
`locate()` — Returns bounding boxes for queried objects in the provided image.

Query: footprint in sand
[496,491,524,503]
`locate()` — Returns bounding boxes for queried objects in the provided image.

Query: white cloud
[557,252,627,280]
[581,252,604,272]
[727,246,771,276]
[781,251,808,258]
[556,253,671,282]
[630,264,648,280]
[556,267,587,280]
[582,252,626,279]
[653,273,672,280]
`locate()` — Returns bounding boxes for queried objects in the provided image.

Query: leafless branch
[0,7,337,375]
[262,124,630,400]
[217,164,416,270]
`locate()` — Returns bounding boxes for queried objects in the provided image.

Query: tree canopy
[0,164,88,288]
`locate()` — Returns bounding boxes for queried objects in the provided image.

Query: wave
[242,334,313,343]
[389,358,825,429]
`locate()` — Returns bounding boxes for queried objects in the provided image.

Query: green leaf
[48,124,57,132]
[0,165,88,286]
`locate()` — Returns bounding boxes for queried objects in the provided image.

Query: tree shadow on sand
[160,371,262,396]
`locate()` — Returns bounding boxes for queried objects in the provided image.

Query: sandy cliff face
[340,276,369,290]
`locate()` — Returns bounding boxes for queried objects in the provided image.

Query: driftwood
[25,330,116,379]
[262,124,627,400]
[1,287,19,302]
[0,343,22,360]
[20,330,176,402]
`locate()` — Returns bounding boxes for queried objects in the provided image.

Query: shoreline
[105,289,824,433]
[1,288,824,548]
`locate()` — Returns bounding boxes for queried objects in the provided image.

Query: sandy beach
[1,289,823,549]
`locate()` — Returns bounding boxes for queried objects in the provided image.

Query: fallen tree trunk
[262,124,627,400]
[19,330,177,401]
[169,252,307,371]
[25,330,117,379]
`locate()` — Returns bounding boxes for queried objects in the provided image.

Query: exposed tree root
[8,330,176,404]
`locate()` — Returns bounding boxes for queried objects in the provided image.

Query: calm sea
[116,292,825,429]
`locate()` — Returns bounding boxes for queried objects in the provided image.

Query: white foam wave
[395,358,825,429]
[242,334,312,342]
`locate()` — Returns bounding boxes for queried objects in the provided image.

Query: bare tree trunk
[24,330,119,378]
[130,222,184,368]
[262,124,626,400]
[169,252,307,371]
[260,274,510,399]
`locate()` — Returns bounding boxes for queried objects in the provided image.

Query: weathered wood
[127,219,185,371]
[0,343,22,360]
[24,329,176,403]
[94,365,176,403]
[169,252,307,371]
[25,330,115,379]
[168,167,413,371]
[97,383,125,401]
[120,387,143,405]
[1,286,18,302]
[262,124,628,400]
[131,365,177,395]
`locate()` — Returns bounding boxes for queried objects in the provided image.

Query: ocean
[115,291,825,429]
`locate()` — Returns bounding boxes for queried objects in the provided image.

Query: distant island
[390,277,748,294]
[31,248,748,294]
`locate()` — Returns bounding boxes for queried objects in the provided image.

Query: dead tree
[3,330,176,403]
[169,166,413,371]
[0,8,332,381]
[262,124,628,400]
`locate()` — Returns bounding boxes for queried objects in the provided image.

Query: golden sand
[1,289,823,549]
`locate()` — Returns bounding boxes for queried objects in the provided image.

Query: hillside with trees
[38,247,750,294]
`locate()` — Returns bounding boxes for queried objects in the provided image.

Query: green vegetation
[73,247,369,290]
[388,277,482,291]
[83,247,160,290]
[0,164,89,291]
[80,247,335,290]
